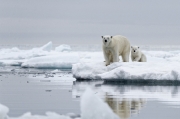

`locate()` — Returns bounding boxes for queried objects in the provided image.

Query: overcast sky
[0,0,180,45]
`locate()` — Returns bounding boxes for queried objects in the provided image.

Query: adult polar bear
[102,35,130,66]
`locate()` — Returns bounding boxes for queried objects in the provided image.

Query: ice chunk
[0,104,9,119]
[40,41,52,51]
[72,62,107,79]
[55,44,71,52]
[51,69,62,73]
[73,60,180,81]
[22,53,79,69]
[0,42,52,60]
[81,88,119,119]
[0,60,24,66]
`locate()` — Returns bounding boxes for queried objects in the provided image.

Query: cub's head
[131,46,140,53]
[101,35,113,47]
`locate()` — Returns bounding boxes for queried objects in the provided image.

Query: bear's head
[101,35,113,47]
[131,46,140,53]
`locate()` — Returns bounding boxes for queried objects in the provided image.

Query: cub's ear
[138,46,140,49]
[111,36,113,38]
[101,36,103,38]
[131,46,133,48]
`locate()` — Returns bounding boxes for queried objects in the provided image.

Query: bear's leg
[131,55,134,62]
[122,52,130,62]
[133,56,141,62]
[109,53,113,63]
[140,54,147,62]
[112,51,119,62]
[103,51,110,66]
[104,55,113,63]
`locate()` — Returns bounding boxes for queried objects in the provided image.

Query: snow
[1,42,180,80]
[81,88,119,119]
[0,42,54,61]
[21,53,79,69]
[0,104,9,119]
[73,52,180,81]
[55,44,71,52]
[0,42,78,69]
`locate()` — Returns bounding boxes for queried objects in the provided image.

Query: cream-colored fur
[102,35,130,66]
[131,46,147,62]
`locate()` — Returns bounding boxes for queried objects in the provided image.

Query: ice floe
[73,52,180,80]
[73,61,180,80]
[21,53,79,69]
[0,42,78,69]
[1,42,180,80]
[81,88,119,119]
[8,112,71,119]
[0,104,9,119]
[55,44,71,52]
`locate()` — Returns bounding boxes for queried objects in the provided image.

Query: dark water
[0,69,180,119]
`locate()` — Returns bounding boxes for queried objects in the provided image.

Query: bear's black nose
[134,50,135,52]
[105,40,107,42]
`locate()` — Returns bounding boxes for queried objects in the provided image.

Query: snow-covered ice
[0,104,9,119]
[8,112,71,119]
[1,42,180,80]
[21,53,79,69]
[81,88,119,119]
[39,41,53,52]
[0,42,53,60]
[73,61,180,80]
[0,42,79,69]
[73,51,180,81]
[55,44,71,52]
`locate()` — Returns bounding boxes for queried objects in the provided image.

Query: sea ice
[0,103,73,119]
[55,44,71,52]
[73,61,180,80]
[81,88,119,119]
[8,112,71,119]
[0,42,78,69]
[1,43,180,80]
[73,51,180,81]
[21,53,79,69]
[0,88,119,119]
[0,43,51,60]
[39,41,53,51]
[0,104,9,119]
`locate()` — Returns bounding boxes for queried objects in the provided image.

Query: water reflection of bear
[105,94,146,119]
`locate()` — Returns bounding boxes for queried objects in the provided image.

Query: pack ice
[81,88,119,119]
[0,42,79,69]
[73,51,180,81]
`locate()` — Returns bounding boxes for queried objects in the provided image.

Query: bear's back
[112,35,130,48]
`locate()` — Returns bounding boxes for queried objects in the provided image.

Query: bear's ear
[111,36,113,38]
[131,46,133,48]
[101,36,103,38]
[138,46,140,49]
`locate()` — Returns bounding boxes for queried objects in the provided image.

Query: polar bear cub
[102,35,130,66]
[131,46,147,62]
